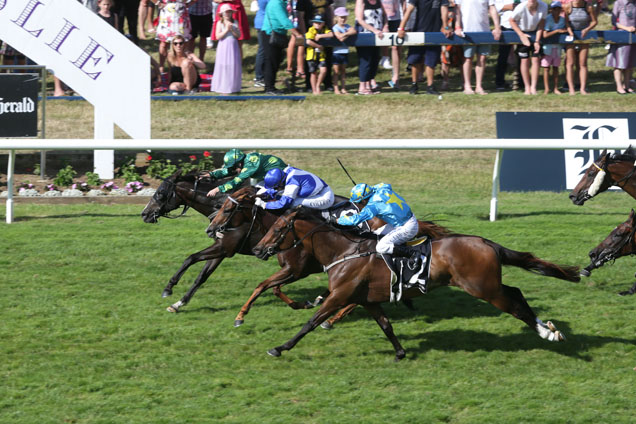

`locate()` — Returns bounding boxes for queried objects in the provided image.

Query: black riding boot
[392,245,422,270]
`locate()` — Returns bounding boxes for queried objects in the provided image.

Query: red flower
[147,155,152,161]
[203,151,211,157]
[189,155,197,161]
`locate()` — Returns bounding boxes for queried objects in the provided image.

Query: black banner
[0,73,38,137]
[497,112,636,192]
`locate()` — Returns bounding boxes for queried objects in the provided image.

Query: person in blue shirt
[338,182,420,262]
[255,166,335,210]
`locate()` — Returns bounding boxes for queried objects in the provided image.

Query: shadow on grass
[402,325,636,362]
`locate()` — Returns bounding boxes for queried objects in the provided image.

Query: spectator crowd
[0,0,634,95]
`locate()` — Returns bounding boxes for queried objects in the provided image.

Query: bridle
[261,210,330,258]
[596,222,636,266]
[586,156,636,200]
[154,177,201,220]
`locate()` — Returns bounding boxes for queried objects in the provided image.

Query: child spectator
[541,1,571,94]
[155,0,192,72]
[79,0,99,11]
[564,0,597,95]
[305,14,334,95]
[510,0,548,95]
[211,0,251,57]
[332,7,357,94]
[606,0,636,94]
[211,3,243,93]
[97,0,120,29]
[166,34,206,92]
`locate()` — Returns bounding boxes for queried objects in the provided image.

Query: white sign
[563,119,630,189]
[0,0,150,139]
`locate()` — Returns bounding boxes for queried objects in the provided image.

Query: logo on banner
[563,119,630,189]
[0,97,35,115]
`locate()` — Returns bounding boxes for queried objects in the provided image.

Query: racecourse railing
[3,139,636,224]
[317,30,634,47]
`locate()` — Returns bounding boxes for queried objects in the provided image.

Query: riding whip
[337,158,356,186]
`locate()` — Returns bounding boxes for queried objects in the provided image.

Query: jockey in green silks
[205,149,287,197]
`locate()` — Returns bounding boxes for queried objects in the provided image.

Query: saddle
[384,238,432,303]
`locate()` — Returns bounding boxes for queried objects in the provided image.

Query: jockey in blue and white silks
[337,183,419,256]
[255,166,335,211]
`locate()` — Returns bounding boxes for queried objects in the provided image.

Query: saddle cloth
[385,238,432,303]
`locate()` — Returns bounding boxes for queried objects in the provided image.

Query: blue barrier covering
[318,30,634,47]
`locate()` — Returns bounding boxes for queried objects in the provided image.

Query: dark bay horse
[141,171,322,319]
[252,208,580,361]
[568,147,636,293]
[569,147,636,206]
[583,209,636,296]
[207,186,452,327]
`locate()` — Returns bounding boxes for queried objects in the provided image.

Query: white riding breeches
[375,214,419,254]
[291,186,335,210]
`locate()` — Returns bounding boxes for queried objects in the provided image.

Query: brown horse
[252,208,580,361]
[141,171,323,320]
[569,147,636,205]
[583,209,636,296]
[207,186,452,327]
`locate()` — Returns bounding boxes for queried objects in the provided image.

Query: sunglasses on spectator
[173,42,184,45]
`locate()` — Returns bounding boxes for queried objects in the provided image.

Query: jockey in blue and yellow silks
[338,183,419,261]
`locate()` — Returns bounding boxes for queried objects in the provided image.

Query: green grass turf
[2,150,636,423]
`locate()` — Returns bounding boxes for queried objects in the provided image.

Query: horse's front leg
[363,303,406,361]
[168,257,224,312]
[234,267,297,327]
[162,243,223,297]
[267,292,349,358]
[618,280,636,296]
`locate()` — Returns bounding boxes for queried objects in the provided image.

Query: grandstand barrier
[317,30,634,47]
[3,139,636,224]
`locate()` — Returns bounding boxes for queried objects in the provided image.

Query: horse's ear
[630,209,636,222]
[600,150,610,164]
[173,168,184,180]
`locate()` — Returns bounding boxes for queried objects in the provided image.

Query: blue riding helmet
[264,168,285,189]
[223,149,246,169]
[349,183,373,203]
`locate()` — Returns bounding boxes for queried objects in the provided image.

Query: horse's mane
[611,145,636,162]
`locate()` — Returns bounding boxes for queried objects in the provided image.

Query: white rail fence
[3,139,636,224]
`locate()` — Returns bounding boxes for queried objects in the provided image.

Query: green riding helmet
[223,149,246,169]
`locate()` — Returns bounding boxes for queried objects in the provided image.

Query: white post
[6,149,15,224]
[489,149,502,222]
[94,106,115,179]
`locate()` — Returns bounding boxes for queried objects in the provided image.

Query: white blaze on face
[587,170,606,197]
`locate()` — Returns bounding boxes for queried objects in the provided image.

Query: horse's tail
[484,239,580,282]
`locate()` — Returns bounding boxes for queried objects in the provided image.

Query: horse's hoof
[267,348,281,357]
[546,321,557,332]
[304,300,315,309]
[166,305,178,313]
[580,269,591,277]
[312,295,325,307]
[618,291,634,296]
[234,319,244,327]
[162,289,173,298]
[320,321,333,330]
[394,350,406,362]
